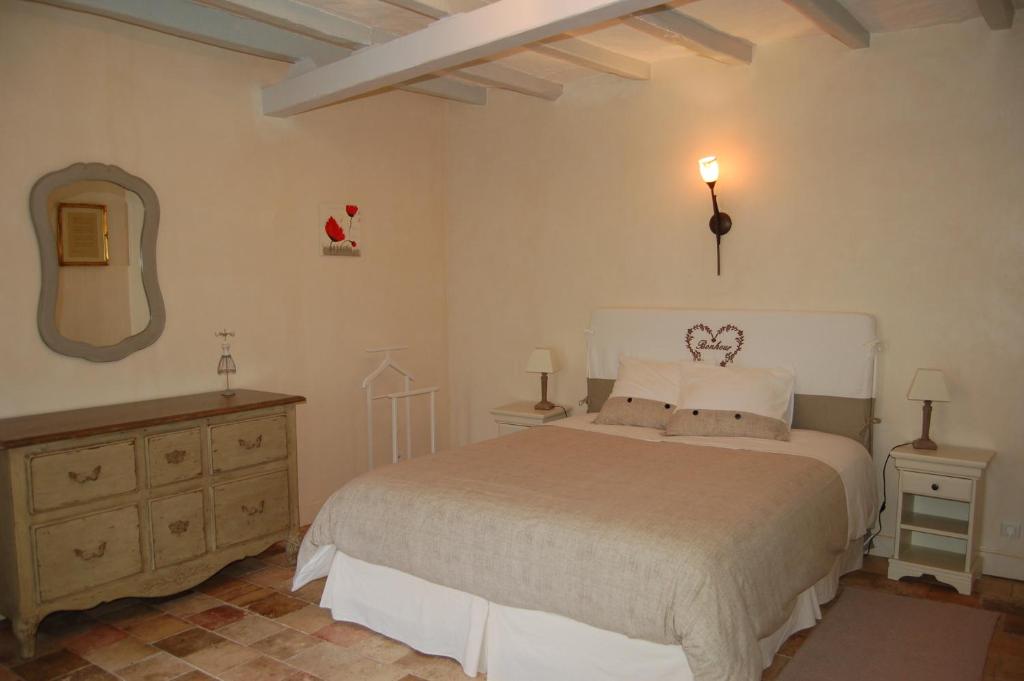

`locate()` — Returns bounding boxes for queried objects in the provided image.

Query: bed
[294,309,881,681]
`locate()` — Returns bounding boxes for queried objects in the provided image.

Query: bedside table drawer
[901,470,971,501]
[497,422,528,437]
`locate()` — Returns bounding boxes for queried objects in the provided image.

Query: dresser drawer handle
[931,483,939,491]
[164,449,188,465]
[241,500,266,516]
[73,541,107,561]
[168,520,190,535]
[68,465,102,484]
[238,435,264,450]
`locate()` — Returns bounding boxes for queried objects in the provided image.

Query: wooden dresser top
[0,390,306,449]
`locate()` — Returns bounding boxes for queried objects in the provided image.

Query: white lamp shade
[526,348,557,374]
[698,156,720,183]
[907,368,950,402]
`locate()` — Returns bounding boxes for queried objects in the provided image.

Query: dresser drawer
[210,415,287,473]
[147,428,202,488]
[213,472,289,549]
[30,440,138,512]
[150,490,207,568]
[901,470,972,502]
[34,505,143,602]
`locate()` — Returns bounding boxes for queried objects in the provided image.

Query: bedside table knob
[931,483,939,491]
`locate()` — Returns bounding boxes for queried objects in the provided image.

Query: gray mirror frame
[29,163,166,362]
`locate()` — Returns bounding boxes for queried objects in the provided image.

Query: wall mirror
[30,163,165,362]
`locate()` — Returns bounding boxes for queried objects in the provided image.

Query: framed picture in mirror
[57,202,109,266]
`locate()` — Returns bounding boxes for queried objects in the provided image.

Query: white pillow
[677,363,795,423]
[609,356,681,406]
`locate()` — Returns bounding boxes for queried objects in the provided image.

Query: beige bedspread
[303,426,848,681]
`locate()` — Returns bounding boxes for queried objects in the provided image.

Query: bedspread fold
[300,426,848,681]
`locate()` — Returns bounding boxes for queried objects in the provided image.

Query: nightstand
[490,401,569,437]
[887,443,994,595]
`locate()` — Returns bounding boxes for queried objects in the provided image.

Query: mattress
[554,413,878,542]
[294,419,877,681]
[299,538,864,681]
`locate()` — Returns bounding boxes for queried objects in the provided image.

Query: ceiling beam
[781,0,870,49]
[977,0,1015,29]
[455,62,563,100]
[32,0,345,63]
[30,0,486,105]
[206,0,561,100]
[403,78,488,104]
[382,0,652,80]
[195,0,372,48]
[262,0,667,116]
[379,0,455,19]
[624,7,753,65]
[531,38,651,79]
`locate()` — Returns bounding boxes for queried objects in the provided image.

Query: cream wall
[445,20,1024,577]
[0,0,450,523]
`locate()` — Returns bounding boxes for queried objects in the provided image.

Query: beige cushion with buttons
[665,409,790,441]
[594,396,676,430]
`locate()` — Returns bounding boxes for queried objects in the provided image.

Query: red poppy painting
[319,203,362,257]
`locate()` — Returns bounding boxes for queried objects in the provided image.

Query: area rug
[778,587,998,681]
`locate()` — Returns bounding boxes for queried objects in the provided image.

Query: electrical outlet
[1000,521,1022,539]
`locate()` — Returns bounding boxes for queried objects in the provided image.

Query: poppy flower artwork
[319,203,362,257]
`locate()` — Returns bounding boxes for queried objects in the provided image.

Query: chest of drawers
[0,390,304,658]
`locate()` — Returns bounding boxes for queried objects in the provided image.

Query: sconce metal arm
[705,182,732,276]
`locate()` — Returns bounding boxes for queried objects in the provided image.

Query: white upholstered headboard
[585,308,880,448]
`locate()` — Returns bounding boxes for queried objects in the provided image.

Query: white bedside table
[887,443,994,595]
[490,401,569,437]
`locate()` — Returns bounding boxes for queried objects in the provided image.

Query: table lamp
[526,348,558,411]
[907,368,950,450]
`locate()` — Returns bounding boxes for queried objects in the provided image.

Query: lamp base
[912,400,937,450]
[534,372,555,411]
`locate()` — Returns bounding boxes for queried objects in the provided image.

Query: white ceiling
[36,0,1013,111]
[296,0,996,85]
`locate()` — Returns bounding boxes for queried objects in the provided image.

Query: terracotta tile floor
[2,550,1022,681]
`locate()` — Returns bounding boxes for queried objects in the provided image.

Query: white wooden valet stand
[362,347,439,469]
[887,444,994,595]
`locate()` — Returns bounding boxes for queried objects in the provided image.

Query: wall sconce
[698,156,732,276]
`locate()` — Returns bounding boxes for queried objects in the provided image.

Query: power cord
[864,441,914,555]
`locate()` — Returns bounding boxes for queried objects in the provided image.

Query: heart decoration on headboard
[685,323,745,367]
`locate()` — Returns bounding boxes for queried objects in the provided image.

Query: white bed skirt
[294,540,863,681]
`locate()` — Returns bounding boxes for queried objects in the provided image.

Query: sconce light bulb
[698,156,720,184]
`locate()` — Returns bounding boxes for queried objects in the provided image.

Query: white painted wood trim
[31,0,486,105]
[403,77,488,105]
[980,549,1024,581]
[781,0,870,49]
[867,533,894,558]
[455,62,562,100]
[207,0,559,99]
[532,38,651,79]
[380,0,456,19]
[869,535,1024,582]
[978,0,1015,29]
[887,557,976,595]
[31,0,346,64]
[195,0,373,48]
[262,0,665,116]
[383,0,652,80]
[624,8,753,66]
